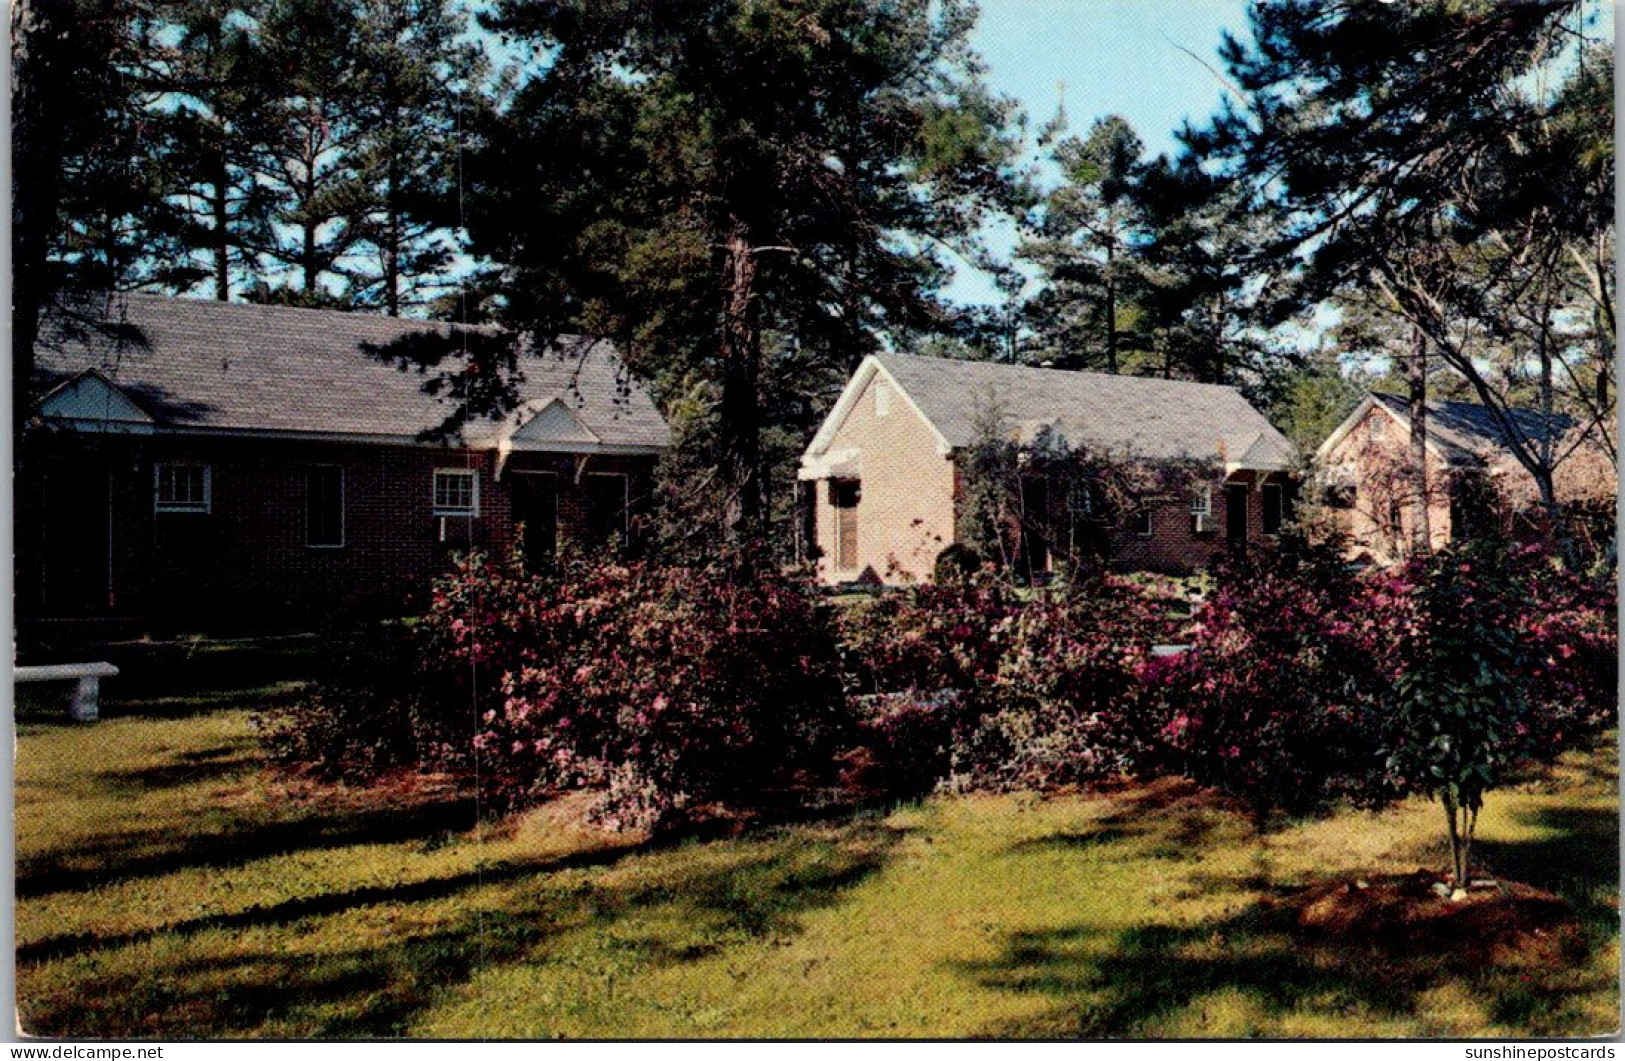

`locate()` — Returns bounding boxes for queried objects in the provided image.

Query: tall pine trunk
[1407,325,1432,555]
[211,143,230,299]
[719,218,763,546]
[11,0,71,458]
[1104,238,1118,374]
[1535,292,1570,566]
[385,140,400,316]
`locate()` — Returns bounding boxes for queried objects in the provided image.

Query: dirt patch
[1287,870,1579,962]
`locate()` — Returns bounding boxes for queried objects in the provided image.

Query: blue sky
[945,0,1254,304]
[973,0,1252,159]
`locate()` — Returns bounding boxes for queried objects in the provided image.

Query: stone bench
[15,662,120,722]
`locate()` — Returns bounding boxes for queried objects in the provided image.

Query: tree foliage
[1193,0,1615,558]
[467,0,1024,546]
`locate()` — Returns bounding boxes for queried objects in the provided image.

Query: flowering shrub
[951,575,1172,790]
[1513,553,1618,748]
[256,620,463,781]
[426,551,847,830]
[1147,535,1396,816]
[843,690,961,798]
[839,570,1172,793]
[837,573,1023,698]
[266,530,1614,846]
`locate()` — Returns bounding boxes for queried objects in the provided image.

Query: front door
[42,458,114,613]
[1018,476,1050,581]
[1225,482,1249,544]
[510,472,558,567]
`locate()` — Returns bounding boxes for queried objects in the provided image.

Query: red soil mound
[1288,870,1577,961]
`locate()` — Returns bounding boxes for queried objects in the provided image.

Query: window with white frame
[1190,484,1213,533]
[433,468,479,517]
[155,462,211,513]
[1133,507,1153,537]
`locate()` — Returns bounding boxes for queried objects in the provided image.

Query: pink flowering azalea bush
[952,574,1173,790]
[836,573,1022,795]
[1150,535,1616,829]
[257,618,463,781]
[1512,551,1618,748]
[265,528,1614,843]
[837,572,1023,698]
[424,550,848,831]
[1145,535,1397,816]
[838,569,1172,793]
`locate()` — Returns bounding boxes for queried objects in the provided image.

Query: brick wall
[805,367,1296,584]
[1321,404,1455,561]
[1110,470,1294,574]
[20,435,657,619]
[812,372,958,584]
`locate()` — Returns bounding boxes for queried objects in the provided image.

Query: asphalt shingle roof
[34,293,670,450]
[1370,392,1569,467]
[874,351,1295,468]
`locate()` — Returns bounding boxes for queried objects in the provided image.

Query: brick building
[1314,391,1585,562]
[798,352,1297,584]
[19,294,670,619]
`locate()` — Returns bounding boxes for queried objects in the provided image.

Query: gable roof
[803,351,1296,473]
[31,293,671,453]
[1317,391,1571,468]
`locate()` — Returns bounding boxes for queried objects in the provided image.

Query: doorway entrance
[510,472,558,566]
[1225,482,1249,544]
[41,458,114,613]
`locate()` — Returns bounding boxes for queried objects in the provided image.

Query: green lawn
[14,697,1619,1038]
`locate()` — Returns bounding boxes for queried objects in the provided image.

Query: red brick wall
[21,435,657,619]
[1110,470,1293,574]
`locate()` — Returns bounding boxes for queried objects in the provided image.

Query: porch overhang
[798,447,861,481]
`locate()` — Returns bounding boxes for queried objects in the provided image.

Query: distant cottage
[20,294,671,618]
[798,352,1297,584]
[1314,391,1600,561]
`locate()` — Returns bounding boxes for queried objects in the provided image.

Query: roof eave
[40,419,668,454]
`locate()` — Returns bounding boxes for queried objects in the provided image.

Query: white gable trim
[800,356,952,475]
[1313,395,1377,463]
[38,370,156,433]
[509,396,601,445]
[1314,394,1451,465]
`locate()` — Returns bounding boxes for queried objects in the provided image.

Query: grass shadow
[19,817,908,1038]
[16,791,485,899]
[961,799,1619,1038]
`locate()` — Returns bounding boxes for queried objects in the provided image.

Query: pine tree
[348,0,486,316]
[242,0,372,303]
[145,0,277,300]
[468,0,1023,546]
[1018,114,1147,374]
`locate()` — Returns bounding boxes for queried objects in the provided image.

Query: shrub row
[261,537,1617,831]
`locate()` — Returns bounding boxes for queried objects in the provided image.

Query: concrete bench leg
[70,677,101,723]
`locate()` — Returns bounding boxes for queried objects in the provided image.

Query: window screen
[434,469,478,516]
[155,463,210,513]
